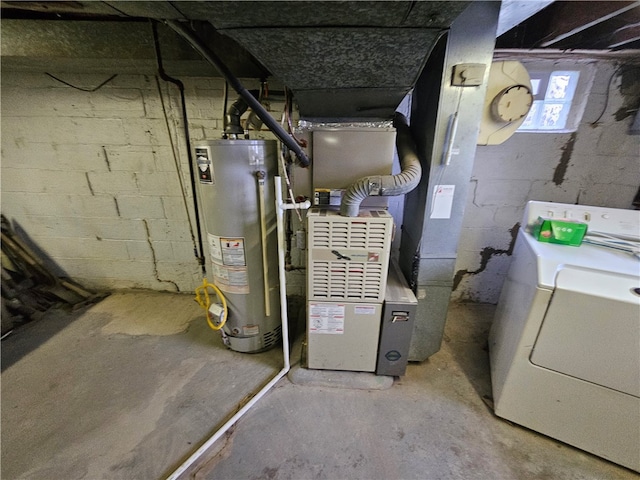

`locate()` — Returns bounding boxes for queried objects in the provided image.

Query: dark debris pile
[1,215,106,337]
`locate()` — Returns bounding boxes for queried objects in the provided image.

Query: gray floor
[1,291,636,480]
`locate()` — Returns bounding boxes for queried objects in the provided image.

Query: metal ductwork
[340,113,421,217]
[200,1,471,119]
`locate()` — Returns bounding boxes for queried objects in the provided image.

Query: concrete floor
[1,291,636,480]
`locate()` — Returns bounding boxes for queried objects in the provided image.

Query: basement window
[518,70,581,132]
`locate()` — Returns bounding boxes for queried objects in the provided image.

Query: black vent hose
[340,112,422,217]
[164,20,310,168]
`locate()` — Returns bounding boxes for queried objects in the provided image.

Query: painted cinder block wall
[451,58,640,303]
[1,72,284,293]
[2,56,638,301]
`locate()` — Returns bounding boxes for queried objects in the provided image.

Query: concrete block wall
[1,71,286,293]
[451,59,640,303]
[3,58,636,301]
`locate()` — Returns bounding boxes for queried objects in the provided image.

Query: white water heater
[194,140,281,352]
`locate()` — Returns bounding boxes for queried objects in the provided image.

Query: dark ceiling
[1,1,639,118]
[3,0,638,51]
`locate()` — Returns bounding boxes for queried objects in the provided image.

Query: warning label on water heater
[220,238,246,266]
[212,263,249,294]
[208,235,246,266]
[208,234,223,263]
[208,234,249,294]
[309,303,345,334]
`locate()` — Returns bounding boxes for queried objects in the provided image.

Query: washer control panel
[525,201,640,237]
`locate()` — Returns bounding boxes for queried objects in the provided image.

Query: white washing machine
[489,201,640,472]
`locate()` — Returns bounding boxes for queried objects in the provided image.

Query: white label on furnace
[309,303,345,334]
[220,237,246,266]
[208,234,223,262]
[354,305,377,315]
[430,185,455,219]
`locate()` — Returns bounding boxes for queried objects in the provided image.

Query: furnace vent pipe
[164,20,310,167]
[340,112,422,217]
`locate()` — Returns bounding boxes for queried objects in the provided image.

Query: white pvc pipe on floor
[166,176,310,480]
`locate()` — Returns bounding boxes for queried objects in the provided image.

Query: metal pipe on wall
[151,21,206,274]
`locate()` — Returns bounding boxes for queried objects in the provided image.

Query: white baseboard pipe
[166,176,310,480]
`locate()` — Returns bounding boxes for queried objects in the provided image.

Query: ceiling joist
[539,1,640,47]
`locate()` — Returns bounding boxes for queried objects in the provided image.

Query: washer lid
[522,231,640,289]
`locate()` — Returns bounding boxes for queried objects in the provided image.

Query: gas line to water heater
[166,177,310,480]
[194,278,228,331]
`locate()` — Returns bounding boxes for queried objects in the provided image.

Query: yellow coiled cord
[194,278,228,331]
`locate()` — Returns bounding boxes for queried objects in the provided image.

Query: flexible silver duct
[340,112,422,217]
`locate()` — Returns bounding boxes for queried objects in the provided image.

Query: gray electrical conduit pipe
[165,177,310,480]
[340,112,422,217]
[164,20,310,167]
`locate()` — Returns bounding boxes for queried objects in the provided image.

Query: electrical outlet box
[451,63,486,86]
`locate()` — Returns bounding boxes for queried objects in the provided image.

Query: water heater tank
[194,139,280,352]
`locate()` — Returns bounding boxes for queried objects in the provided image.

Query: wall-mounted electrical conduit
[340,112,422,217]
[166,177,311,480]
[151,21,206,274]
[164,20,310,168]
